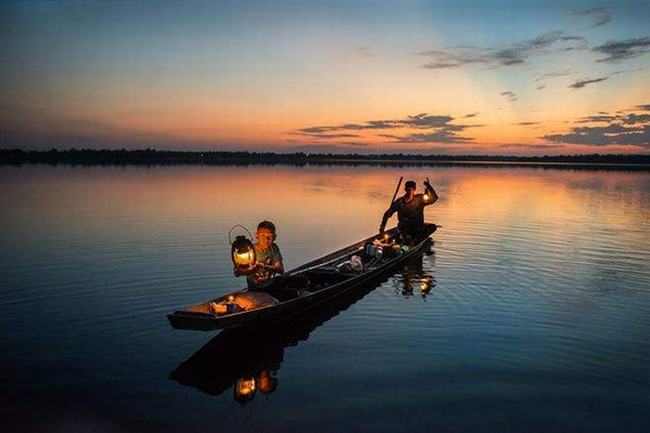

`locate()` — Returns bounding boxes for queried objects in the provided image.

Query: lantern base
[234,265,255,277]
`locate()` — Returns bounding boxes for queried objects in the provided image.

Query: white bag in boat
[350,255,364,271]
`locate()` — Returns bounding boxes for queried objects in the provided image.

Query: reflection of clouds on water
[3,164,649,431]
[294,165,442,205]
[366,191,388,201]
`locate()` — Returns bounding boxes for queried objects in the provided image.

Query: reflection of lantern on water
[234,376,257,404]
[419,276,432,296]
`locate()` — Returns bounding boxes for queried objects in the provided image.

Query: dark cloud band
[295,113,482,145]
[543,103,650,147]
[572,8,612,28]
[419,31,583,70]
[593,37,650,63]
[569,77,608,89]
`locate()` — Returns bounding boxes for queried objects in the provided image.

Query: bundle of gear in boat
[209,236,412,316]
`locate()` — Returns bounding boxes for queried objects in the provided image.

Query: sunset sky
[1,0,649,155]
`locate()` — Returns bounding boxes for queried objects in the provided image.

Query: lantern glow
[236,377,256,396]
[234,376,258,405]
[420,277,432,295]
[231,234,257,274]
[235,250,254,266]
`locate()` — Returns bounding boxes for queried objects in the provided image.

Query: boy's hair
[257,220,276,235]
[405,180,416,189]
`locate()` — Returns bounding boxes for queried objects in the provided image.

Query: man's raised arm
[424,180,438,205]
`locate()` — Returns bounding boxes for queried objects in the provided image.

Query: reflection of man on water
[380,179,438,242]
[247,221,285,289]
[398,254,435,298]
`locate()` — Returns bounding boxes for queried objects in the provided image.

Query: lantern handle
[228,224,254,244]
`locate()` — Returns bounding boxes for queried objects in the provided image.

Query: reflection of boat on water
[168,224,438,331]
[170,246,435,404]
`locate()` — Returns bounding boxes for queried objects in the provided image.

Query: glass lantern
[231,235,256,274]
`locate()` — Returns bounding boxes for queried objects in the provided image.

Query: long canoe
[169,263,413,397]
[167,223,437,331]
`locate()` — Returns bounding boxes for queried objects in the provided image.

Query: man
[247,221,284,289]
[379,179,438,242]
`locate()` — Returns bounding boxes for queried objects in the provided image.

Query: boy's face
[256,228,275,248]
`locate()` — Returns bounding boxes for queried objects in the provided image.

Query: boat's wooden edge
[167,293,291,330]
[287,226,401,275]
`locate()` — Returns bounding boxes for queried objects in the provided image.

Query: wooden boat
[167,223,437,331]
[170,269,393,397]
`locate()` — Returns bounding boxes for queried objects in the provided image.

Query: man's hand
[424,179,431,188]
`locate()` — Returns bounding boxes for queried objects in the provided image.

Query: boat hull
[167,224,436,331]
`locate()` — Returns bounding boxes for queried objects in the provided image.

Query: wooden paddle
[390,176,403,205]
[378,176,403,237]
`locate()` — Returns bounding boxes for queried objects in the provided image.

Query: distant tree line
[1,148,649,168]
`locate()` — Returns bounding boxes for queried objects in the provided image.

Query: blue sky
[1,0,649,154]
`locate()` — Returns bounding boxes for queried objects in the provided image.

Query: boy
[247,220,284,289]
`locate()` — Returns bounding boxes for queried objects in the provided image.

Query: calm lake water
[1,163,649,433]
